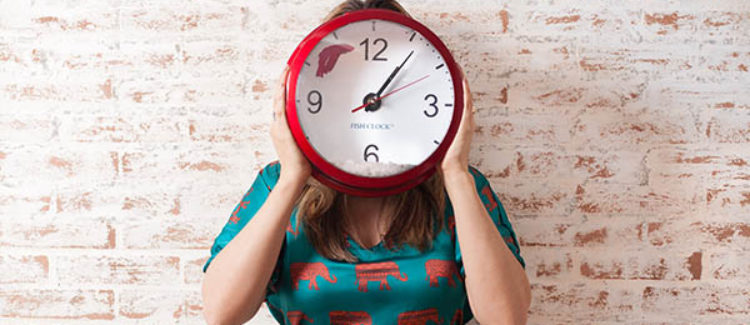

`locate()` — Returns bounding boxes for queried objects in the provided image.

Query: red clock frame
[285,9,464,197]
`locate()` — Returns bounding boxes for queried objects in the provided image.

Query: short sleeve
[453,165,525,277]
[202,161,285,296]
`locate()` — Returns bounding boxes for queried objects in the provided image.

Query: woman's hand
[440,68,475,176]
[270,65,312,184]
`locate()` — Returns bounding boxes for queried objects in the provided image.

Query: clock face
[292,18,456,178]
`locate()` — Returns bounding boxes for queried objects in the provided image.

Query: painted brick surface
[0,0,748,324]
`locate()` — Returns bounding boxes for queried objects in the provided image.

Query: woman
[201,1,531,324]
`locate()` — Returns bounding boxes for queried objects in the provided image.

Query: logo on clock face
[316,44,354,77]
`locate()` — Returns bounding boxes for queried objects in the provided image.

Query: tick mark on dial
[433,140,440,145]
[372,21,376,31]
[333,31,339,40]
[445,103,453,107]
[409,32,416,42]
[304,61,311,66]
[435,63,444,70]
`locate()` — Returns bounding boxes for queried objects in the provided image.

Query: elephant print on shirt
[229,188,253,224]
[480,185,498,212]
[397,308,443,325]
[290,262,338,290]
[446,214,456,241]
[286,218,299,237]
[425,259,462,287]
[258,160,279,191]
[287,310,313,325]
[450,309,463,325]
[355,261,408,292]
[329,310,373,325]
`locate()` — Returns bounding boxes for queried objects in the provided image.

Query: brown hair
[297,0,446,263]
[323,0,412,22]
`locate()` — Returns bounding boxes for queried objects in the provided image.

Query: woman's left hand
[440,68,475,176]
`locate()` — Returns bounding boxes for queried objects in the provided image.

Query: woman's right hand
[270,65,312,184]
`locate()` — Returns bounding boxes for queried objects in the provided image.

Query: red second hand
[351,74,430,113]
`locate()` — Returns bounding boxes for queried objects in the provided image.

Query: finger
[273,66,289,121]
[462,76,474,116]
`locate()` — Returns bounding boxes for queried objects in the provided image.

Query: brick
[578,250,701,281]
[116,190,184,220]
[2,79,120,104]
[529,283,640,323]
[703,110,750,144]
[522,247,575,280]
[184,256,209,284]
[642,285,750,317]
[709,250,750,281]
[477,148,645,185]
[119,6,243,38]
[0,192,53,219]
[0,290,114,319]
[117,145,271,190]
[51,187,123,218]
[0,220,114,249]
[0,255,48,284]
[0,116,58,143]
[571,111,703,148]
[60,115,186,143]
[188,118,267,143]
[573,182,701,217]
[120,220,217,249]
[0,145,119,187]
[118,289,195,320]
[56,255,179,285]
[695,222,750,247]
[474,114,572,147]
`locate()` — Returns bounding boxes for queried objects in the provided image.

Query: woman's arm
[202,66,312,325]
[444,170,531,325]
[201,175,307,325]
[441,72,531,324]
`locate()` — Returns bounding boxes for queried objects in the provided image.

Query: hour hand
[375,50,414,98]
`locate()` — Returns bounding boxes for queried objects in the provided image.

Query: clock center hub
[362,92,382,112]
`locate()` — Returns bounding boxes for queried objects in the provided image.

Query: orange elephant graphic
[480,185,498,212]
[287,310,313,325]
[287,218,299,237]
[446,214,455,241]
[397,308,443,325]
[228,188,253,224]
[425,259,462,287]
[329,310,373,325]
[451,308,463,324]
[355,261,408,292]
[290,262,338,290]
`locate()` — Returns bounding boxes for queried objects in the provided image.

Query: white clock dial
[295,19,455,178]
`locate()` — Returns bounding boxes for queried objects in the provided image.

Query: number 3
[424,94,438,117]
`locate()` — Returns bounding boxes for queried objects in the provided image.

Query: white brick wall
[0,0,748,323]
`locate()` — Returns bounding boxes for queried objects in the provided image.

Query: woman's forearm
[202,176,307,325]
[443,169,531,325]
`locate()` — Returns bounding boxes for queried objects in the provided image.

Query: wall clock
[285,9,463,197]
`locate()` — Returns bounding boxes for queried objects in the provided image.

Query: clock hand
[351,74,430,113]
[375,50,414,98]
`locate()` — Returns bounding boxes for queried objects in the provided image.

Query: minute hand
[375,50,414,97]
[352,74,430,113]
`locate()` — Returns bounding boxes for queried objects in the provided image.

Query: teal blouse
[203,161,525,324]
